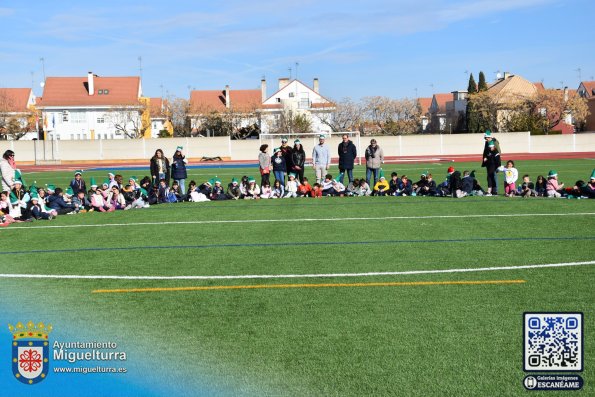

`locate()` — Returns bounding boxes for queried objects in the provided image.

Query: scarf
[8,158,16,169]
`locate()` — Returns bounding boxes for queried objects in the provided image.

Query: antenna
[160,84,164,99]
[138,56,143,79]
[39,57,46,82]
[30,71,35,90]
[429,83,434,92]
[575,67,582,82]
[560,81,564,88]
[295,62,299,81]
[288,67,292,80]
[414,87,418,98]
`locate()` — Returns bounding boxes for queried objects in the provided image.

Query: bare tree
[362,96,421,135]
[316,97,363,132]
[168,97,191,137]
[105,103,146,139]
[191,100,261,139]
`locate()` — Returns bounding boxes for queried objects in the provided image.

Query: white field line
[0,261,593,281]
[3,212,595,231]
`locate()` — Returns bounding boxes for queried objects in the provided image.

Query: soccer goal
[259,131,363,165]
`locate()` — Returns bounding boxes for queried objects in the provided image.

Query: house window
[153,122,157,129]
[62,111,69,122]
[97,117,105,124]
[298,99,310,109]
[288,92,295,97]
[70,111,86,124]
[276,98,281,103]
[98,90,104,95]
[104,89,109,95]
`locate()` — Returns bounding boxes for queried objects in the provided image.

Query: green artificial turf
[1,158,594,396]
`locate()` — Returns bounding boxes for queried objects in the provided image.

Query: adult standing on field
[290,139,306,183]
[481,130,501,195]
[150,149,170,187]
[337,134,357,184]
[365,139,384,187]
[280,137,293,179]
[312,135,331,184]
[258,144,271,187]
[1,150,16,192]
[171,146,188,194]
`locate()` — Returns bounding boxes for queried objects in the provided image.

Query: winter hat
[288,173,296,179]
[46,184,56,193]
[74,170,83,176]
[248,176,256,183]
[274,147,282,154]
[281,137,288,143]
[319,134,326,139]
[14,170,25,187]
[379,169,385,180]
[231,178,238,185]
[108,172,115,178]
[294,139,301,144]
[447,166,455,174]
[129,176,138,183]
[102,179,110,187]
[176,146,183,151]
[590,169,595,180]
[90,177,97,188]
[206,179,213,187]
[484,130,492,137]
[421,170,429,177]
[65,187,74,196]
[214,178,222,185]
[548,170,558,177]
[488,141,495,147]
[14,178,22,186]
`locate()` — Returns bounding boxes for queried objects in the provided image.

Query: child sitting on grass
[284,173,299,198]
[535,175,547,197]
[260,182,272,199]
[355,179,371,196]
[546,170,564,198]
[519,175,536,198]
[373,174,390,196]
[271,180,284,199]
[297,177,313,197]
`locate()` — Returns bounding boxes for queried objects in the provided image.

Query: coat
[365,145,384,169]
[291,148,306,170]
[150,157,171,186]
[338,140,357,169]
[171,155,188,180]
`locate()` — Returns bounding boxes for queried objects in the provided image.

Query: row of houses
[1,71,594,140]
[0,72,334,140]
[418,73,595,134]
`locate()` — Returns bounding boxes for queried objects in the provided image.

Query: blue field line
[2,236,594,256]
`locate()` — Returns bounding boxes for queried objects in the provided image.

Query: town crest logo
[8,321,52,385]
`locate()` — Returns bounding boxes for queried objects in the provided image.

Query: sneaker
[485,193,492,196]
[48,214,54,220]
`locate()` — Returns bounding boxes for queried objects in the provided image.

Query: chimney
[313,78,319,93]
[278,78,290,90]
[225,85,230,108]
[261,78,267,102]
[87,71,94,96]
[563,86,568,102]
[503,72,511,80]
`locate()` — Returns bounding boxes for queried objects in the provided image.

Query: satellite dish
[40,82,45,87]
[496,73,502,79]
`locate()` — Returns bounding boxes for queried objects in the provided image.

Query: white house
[260,78,334,135]
[37,72,143,140]
[0,88,37,140]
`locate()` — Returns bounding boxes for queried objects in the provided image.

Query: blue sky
[0,0,593,101]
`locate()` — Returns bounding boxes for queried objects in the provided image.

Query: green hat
[231,178,238,184]
[274,147,281,154]
[30,192,39,201]
[90,177,97,187]
[319,134,326,139]
[288,173,296,179]
[128,176,138,182]
[139,187,148,196]
[421,170,429,177]
[488,141,495,147]
[294,139,301,144]
[248,176,256,183]
[108,172,115,178]
[29,185,38,195]
[206,179,214,186]
[14,170,25,187]
[176,146,183,151]
[65,187,74,196]
[102,179,110,187]
[214,178,221,184]
[281,137,288,143]
[590,169,595,180]
[379,169,385,180]
[46,184,56,192]
[548,170,557,177]
[484,130,492,137]
[74,170,83,176]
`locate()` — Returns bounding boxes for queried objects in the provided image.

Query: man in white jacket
[312,135,330,184]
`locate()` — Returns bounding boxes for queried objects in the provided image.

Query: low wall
[3,132,595,163]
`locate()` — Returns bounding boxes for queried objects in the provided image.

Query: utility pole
[138,56,143,79]
[295,62,299,81]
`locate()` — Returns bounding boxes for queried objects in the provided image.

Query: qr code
[524,313,583,372]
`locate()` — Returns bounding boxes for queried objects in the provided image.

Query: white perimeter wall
[4,132,595,163]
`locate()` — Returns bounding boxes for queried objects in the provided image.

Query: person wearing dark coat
[280,138,293,175]
[69,170,87,194]
[482,131,501,195]
[150,149,170,187]
[171,146,188,195]
[47,188,76,215]
[290,140,306,183]
[337,134,357,184]
[482,141,501,195]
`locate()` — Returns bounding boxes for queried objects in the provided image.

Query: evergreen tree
[478,71,488,91]
[467,73,477,94]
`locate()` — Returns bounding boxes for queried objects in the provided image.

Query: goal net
[259,131,363,165]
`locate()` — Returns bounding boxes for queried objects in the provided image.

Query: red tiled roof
[432,93,451,114]
[417,97,432,115]
[311,102,334,109]
[533,82,545,91]
[190,89,261,113]
[39,76,140,107]
[149,97,167,118]
[580,81,595,98]
[0,88,32,112]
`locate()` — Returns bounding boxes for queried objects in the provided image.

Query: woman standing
[171,146,188,194]
[258,144,271,187]
[291,139,306,183]
[365,139,384,187]
[271,148,286,186]
[1,150,16,192]
[482,141,501,196]
[150,149,170,187]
